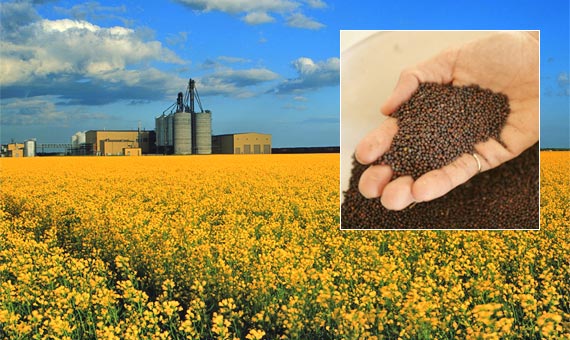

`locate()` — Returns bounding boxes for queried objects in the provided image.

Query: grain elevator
[156,79,212,155]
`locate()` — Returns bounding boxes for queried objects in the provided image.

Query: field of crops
[0,153,568,339]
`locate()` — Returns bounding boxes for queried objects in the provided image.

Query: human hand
[355,31,539,210]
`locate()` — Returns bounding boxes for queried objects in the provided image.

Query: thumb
[380,69,420,115]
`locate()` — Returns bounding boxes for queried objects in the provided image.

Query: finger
[473,138,515,169]
[358,164,393,199]
[499,123,537,157]
[380,176,415,211]
[412,153,487,202]
[380,69,420,115]
[355,117,398,164]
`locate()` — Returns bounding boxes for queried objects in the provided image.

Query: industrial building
[4,76,275,157]
[156,79,212,155]
[84,130,155,156]
[212,133,272,154]
[2,143,23,157]
[0,140,36,157]
[123,148,142,156]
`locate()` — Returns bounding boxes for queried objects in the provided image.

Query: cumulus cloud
[1,99,66,125]
[286,12,324,29]
[198,67,279,97]
[0,13,184,105]
[0,97,109,126]
[303,0,327,8]
[0,1,41,40]
[273,57,339,94]
[54,1,131,26]
[242,11,275,24]
[173,0,297,14]
[173,0,325,28]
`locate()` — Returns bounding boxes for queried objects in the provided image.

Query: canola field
[0,153,568,339]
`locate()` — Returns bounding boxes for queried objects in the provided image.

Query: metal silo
[194,110,212,154]
[155,115,164,147]
[165,113,174,147]
[174,111,192,154]
[24,139,36,157]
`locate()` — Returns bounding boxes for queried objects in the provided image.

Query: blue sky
[1,0,568,147]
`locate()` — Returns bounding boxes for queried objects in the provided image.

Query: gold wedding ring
[472,153,482,173]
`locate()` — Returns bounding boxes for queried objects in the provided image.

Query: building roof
[86,130,150,133]
[213,132,271,137]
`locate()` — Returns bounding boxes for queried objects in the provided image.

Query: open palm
[356,32,539,210]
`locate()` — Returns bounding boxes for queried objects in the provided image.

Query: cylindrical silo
[24,139,36,157]
[165,114,174,146]
[155,115,164,147]
[174,111,192,154]
[194,110,212,154]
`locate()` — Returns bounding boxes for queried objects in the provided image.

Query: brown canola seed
[342,143,538,229]
[341,82,538,229]
[376,82,510,179]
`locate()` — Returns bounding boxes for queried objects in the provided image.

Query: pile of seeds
[342,82,538,229]
[378,82,510,179]
[342,143,538,229]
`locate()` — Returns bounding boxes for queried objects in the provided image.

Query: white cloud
[173,0,298,14]
[198,67,279,97]
[217,56,251,64]
[286,12,324,29]
[242,11,275,24]
[2,18,183,85]
[303,0,327,8]
[0,17,185,105]
[53,1,130,25]
[0,97,109,126]
[1,99,66,125]
[41,18,100,32]
[223,68,279,83]
[273,57,339,94]
[0,1,40,39]
[173,0,326,29]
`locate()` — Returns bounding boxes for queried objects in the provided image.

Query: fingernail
[354,151,364,164]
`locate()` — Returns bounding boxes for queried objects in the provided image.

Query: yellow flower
[0,152,568,339]
[246,328,266,340]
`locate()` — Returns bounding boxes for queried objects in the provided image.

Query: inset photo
[340,31,539,230]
